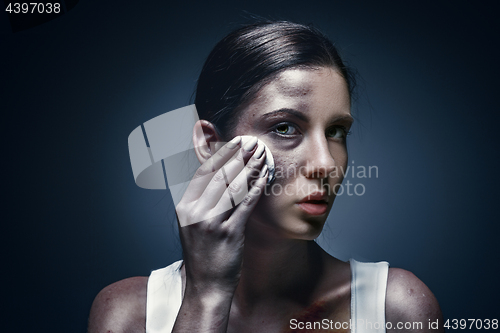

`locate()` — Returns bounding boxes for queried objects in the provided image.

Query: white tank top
[146,259,389,333]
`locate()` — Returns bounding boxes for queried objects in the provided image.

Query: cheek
[268,150,299,187]
[252,148,301,206]
[269,146,348,180]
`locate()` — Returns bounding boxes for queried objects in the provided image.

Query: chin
[285,217,326,240]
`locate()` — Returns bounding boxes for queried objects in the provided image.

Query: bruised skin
[218,246,352,333]
[278,253,352,333]
[229,67,352,241]
[283,301,343,333]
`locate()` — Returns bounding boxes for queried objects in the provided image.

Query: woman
[89,21,443,332]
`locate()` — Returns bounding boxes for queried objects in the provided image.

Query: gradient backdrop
[2,0,499,332]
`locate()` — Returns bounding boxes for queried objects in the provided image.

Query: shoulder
[385,268,443,332]
[88,276,148,333]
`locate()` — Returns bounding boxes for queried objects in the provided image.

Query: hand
[175,136,268,297]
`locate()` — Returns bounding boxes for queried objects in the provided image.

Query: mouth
[296,192,329,216]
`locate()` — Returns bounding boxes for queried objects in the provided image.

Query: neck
[234,221,326,308]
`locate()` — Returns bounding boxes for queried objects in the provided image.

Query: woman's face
[231,67,352,240]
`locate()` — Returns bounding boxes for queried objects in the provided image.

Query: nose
[301,134,336,179]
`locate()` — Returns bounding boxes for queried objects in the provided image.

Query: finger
[182,136,242,202]
[225,142,265,186]
[223,166,268,232]
[200,143,265,210]
[206,162,266,223]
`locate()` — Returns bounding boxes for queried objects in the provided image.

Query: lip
[296,191,329,216]
[297,191,329,204]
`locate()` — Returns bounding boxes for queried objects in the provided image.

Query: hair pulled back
[195,21,355,139]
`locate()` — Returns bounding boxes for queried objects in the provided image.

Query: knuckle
[241,193,255,206]
[190,207,200,217]
[212,169,226,183]
[203,220,216,233]
[214,148,227,159]
[221,223,239,238]
[218,227,230,238]
[194,165,209,178]
[228,181,241,194]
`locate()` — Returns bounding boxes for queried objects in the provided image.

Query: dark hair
[195,20,355,139]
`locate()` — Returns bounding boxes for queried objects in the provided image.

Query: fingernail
[253,144,265,159]
[226,136,241,149]
[260,165,268,178]
[243,136,258,152]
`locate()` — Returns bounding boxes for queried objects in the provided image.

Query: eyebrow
[261,108,309,122]
[260,108,354,125]
[330,114,354,125]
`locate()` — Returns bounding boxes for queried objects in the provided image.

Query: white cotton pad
[240,136,275,184]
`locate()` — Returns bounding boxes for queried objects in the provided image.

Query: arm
[88,276,148,333]
[385,268,444,332]
[172,288,235,333]
[88,134,265,333]
[172,135,268,332]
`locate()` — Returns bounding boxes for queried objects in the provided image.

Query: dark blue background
[2,1,499,332]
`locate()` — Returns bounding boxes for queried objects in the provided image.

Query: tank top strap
[146,260,183,333]
[349,259,389,333]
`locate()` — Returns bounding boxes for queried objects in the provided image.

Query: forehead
[240,67,351,119]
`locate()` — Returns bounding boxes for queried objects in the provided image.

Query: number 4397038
[6,3,61,14]
[444,319,498,330]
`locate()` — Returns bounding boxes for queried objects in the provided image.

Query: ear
[192,120,224,164]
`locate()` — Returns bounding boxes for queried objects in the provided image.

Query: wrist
[184,283,235,307]
[174,288,234,333]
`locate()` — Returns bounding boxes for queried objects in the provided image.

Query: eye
[326,126,349,139]
[274,123,298,136]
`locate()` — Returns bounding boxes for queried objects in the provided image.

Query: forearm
[172,289,234,333]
